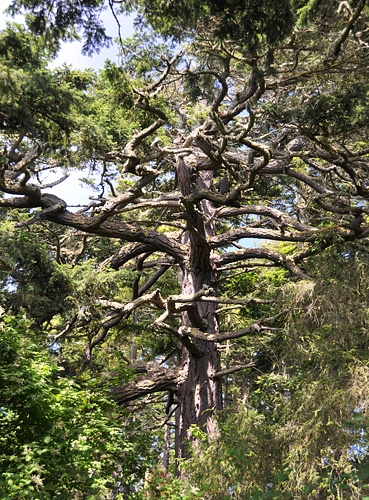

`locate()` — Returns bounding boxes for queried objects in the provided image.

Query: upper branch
[326,0,367,64]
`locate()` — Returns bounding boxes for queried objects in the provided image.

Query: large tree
[2,0,369,488]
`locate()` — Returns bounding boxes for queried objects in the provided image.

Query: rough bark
[175,161,222,460]
[112,363,180,405]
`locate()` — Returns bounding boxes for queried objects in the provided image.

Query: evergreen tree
[2,0,369,497]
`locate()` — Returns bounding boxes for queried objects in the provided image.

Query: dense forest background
[2,0,369,498]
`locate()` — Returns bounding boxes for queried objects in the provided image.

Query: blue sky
[1,2,136,70]
[48,10,136,70]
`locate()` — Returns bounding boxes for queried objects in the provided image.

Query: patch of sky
[1,1,136,71]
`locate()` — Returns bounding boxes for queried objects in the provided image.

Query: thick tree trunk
[175,162,222,461]
[176,337,222,460]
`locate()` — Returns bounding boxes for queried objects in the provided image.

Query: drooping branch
[49,314,79,347]
[83,290,167,362]
[107,243,156,269]
[85,312,123,362]
[217,247,311,280]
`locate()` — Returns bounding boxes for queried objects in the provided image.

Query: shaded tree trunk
[175,337,222,460]
[175,162,222,461]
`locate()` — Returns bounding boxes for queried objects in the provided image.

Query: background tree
[2,0,369,497]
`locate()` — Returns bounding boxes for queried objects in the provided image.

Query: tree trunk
[175,337,222,460]
[175,161,222,461]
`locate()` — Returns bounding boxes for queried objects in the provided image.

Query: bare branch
[39,173,69,189]
[153,286,216,327]
[212,363,255,379]
[213,309,290,343]
[326,0,367,64]
[97,289,166,315]
[216,205,313,231]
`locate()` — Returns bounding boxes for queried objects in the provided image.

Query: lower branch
[177,309,290,343]
[112,363,180,405]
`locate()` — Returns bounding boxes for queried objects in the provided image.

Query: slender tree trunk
[162,423,171,471]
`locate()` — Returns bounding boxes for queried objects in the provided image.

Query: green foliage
[0,221,72,325]
[7,0,111,55]
[0,313,156,498]
[0,24,141,169]
[135,0,294,48]
[69,64,139,158]
[0,25,86,148]
[175,248,369,499]
[0,22,54,67]
[9,0,295,50]
[293,0,323,27]
[282,77,369,139]
[291,0,351,29]
[177,411,285,499]
[118,28,175,81]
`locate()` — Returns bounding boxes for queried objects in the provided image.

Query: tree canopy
[2,0,369,498]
